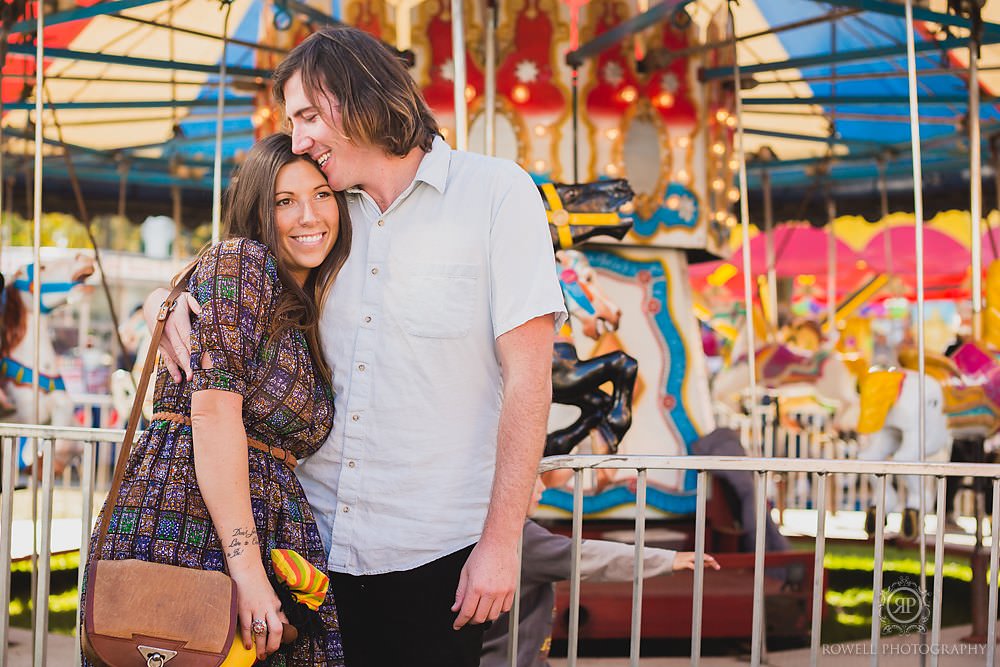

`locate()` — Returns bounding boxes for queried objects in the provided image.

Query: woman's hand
[232,566,289,661]
[672,552,721,572]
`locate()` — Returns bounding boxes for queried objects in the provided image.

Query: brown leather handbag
[82,273,240,667]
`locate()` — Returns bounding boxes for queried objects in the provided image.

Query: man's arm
[451,313,554,629]
[141,287,201,382]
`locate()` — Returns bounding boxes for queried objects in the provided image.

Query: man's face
[283,71,361,192]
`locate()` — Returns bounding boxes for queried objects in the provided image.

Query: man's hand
[142,287,201,382]
[450,538,519,629]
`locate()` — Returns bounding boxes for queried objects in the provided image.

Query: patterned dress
[82,238,343,666]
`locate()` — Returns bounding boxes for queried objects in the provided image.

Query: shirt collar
[412,135,451,194]
[346,135,451,199]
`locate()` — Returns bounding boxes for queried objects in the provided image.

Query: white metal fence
[4,424,1000,666]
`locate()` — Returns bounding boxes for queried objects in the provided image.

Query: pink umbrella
[863,226,969,277]
[729,223,864,278]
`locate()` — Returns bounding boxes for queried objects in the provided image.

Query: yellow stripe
[540,183,563,211]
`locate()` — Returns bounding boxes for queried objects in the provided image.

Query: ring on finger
[251,618,267,636]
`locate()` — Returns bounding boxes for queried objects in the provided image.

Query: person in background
[480,480,721,667]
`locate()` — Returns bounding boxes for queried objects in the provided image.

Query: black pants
[330,545,487,667]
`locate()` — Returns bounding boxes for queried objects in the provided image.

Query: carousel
[3,0,1000,664]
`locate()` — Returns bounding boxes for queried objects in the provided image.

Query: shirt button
[351,414,360,422]
[364,315,372,323]
[371,267,379,275]
[348,460,356,468]
[358,363,366,372]
[377,219,385,227]
[342,506,350,513]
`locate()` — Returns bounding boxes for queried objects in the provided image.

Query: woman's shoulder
[194,237,280,290]
[197,238,279,276]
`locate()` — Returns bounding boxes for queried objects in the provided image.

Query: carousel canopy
[1,0,997,222]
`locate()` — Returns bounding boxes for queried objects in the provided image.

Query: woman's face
[273,159,339,285]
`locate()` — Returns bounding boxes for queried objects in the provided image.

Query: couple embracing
[83,26,566,667]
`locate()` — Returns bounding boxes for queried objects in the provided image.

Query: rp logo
[881,576,930,635]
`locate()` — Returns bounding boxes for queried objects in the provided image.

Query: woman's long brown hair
[183,133,351,386]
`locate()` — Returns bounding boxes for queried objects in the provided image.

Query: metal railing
[5,424,1000,666]
[528,453,1000,667]
[0,423,124,667]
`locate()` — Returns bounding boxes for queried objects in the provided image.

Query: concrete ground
[9,624,998,666]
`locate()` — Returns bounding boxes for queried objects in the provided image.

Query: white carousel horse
[711,342,861,436]
[857,342,1000,534]
[2,254,96,474]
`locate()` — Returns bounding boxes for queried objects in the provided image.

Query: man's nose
[290,125,311,155]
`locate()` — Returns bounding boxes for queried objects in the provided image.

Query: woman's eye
[275,198,291,207]
[316,190,332,199]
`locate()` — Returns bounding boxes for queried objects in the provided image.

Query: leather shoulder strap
[92,266,198,557]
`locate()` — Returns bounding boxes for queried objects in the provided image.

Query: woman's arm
[191,387,286,661]
[142,287,201,382]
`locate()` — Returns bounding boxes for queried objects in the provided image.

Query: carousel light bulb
[712,142,726,156]
[714,211,727,222]
[534,124,547,137]
[727,188,740,203]
[728,158,740,171]
[677,136,691,149]
[605,163,620,176]
[726,115,737,128]
[715,109,729,123]
[711,178,725,192]
[676,168,690,184]
[465,85,476,102]
[511,85,530,104]
[666,194,681,210]
[654,91,674,108]
[534,160,547,172]
[619,86,638,103]
[606,128,620,141]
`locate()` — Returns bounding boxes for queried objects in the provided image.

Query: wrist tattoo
[224,525,259,559]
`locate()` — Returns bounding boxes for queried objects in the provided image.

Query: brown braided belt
[152,411,298,470]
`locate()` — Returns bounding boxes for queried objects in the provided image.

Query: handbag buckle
[137,645,178,666]
[157,297,178,322]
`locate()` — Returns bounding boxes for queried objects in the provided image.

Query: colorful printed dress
[82,238,343,666]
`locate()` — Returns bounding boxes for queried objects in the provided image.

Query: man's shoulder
[449,149,530,182]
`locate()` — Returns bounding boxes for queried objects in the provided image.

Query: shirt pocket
[401,262,479,338]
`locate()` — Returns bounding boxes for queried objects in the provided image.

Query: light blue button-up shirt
[296,137,567,575]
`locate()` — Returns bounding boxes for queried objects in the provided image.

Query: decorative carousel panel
[540,247,715,519]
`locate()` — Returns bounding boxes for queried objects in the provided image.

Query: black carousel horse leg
[549,342,638,456]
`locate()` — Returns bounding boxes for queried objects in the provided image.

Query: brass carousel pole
[450,0,468,150]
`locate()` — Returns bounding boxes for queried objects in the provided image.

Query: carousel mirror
[622,113,665,198]
[468,109,522,162]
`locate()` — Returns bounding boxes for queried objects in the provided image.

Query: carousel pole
[762,169,777,329]
[826,20,837,339]
[450,0,468,150]
[902,3,929,665]
[729,5,766,664]
[878,155,893,278]
[484,0,497,157]
[971,34,983,340]
[30,0,44,662]
[210,2,233,244]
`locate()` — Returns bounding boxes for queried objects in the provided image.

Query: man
[148,26,566,667]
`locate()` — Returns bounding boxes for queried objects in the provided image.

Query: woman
[82,133,351,666]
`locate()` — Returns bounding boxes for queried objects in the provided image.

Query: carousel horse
[711,341,861,436]
[541,179,639,459]
[2,254,96,475]
[857,342,1000,537]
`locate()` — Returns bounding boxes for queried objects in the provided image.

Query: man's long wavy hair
[272,26,439,156]
[181,133,350,386]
